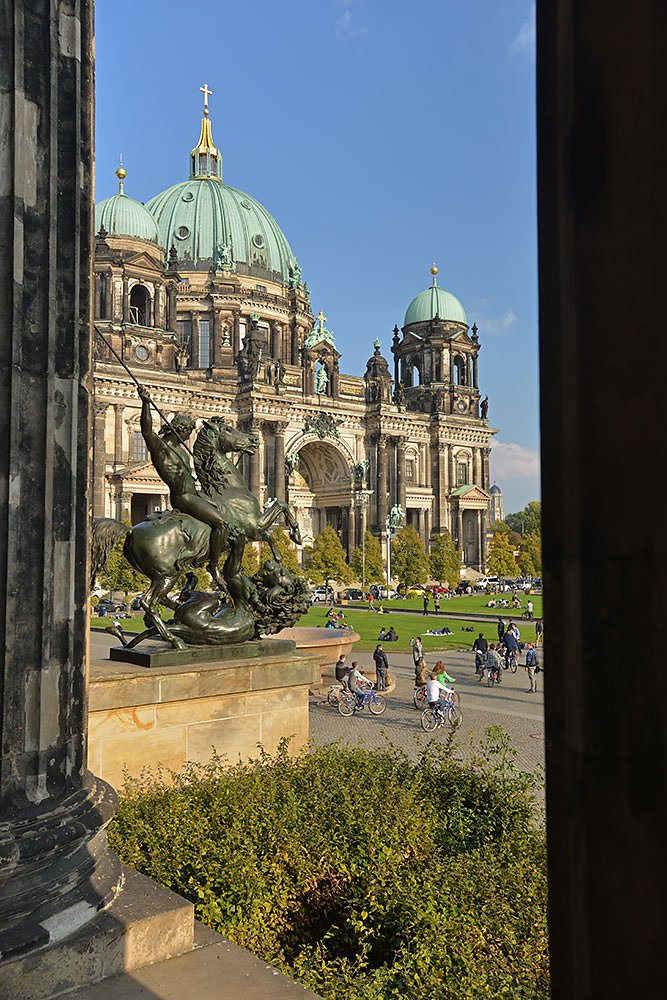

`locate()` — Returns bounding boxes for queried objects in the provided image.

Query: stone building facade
[92,102,497,571]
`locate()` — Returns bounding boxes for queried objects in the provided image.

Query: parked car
[130,597,144,611]
[312,586,334,601]
[95,600,127,617]
[342,588,364,600]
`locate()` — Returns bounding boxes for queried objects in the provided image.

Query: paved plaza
[309,649,545,780]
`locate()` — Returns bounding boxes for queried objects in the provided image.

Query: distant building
[91,98,498,570]
[489,483,505,525]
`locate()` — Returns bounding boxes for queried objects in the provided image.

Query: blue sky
[95,0,538,515]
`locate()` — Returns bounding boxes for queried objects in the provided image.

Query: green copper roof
[145,178,296,280]
[451,484,475,496]
[94,192,162,245]
[404,284,467,327]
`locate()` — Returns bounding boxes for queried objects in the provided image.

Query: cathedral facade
[92,100,497,571]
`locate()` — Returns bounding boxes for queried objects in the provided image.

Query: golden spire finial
[115,154,127,194]
[200,83,213,117]
[316,309,327,330]
[430,260,438,285]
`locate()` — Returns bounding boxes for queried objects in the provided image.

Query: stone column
[423,509,430,549]
[472,353,479,389]
[273,422,287,502]
[347,504,357,557]
[473,448,482,487]
[119,491,133,523]
[396,440,407,513]
[113,404,124,467]
[437,445,448,531]
[0,0,119,965]
[167,282,177,332]
[456,507,463,552]
[248,422,262,499]
[94,273,101,318]
[481,509,489,570]
[93,404,108,517]
[376,434,388,528]
[191,312,200,367]
[122,274,129,323]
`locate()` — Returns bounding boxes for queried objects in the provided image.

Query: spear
[94,327,197,461]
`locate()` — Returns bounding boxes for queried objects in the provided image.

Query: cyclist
[472,632,488,675]
[483,643,502,684]
[425,674,454,718]
[500,626,519,670]
[433,660,456,685]
[348,662,372,708]
[335,654,349,689]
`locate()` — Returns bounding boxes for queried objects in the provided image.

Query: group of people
[334,643,390,705]
[411,637,456,712]
[471,620,541,692]
[325,609,350,629]
[377,626,398,642]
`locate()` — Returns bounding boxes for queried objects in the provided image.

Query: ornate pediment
[450,483,491,505]
[126,250,164,272]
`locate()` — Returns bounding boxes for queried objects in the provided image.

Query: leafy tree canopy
[487,532,517,577]
[349,530,385,588]
[240,544,260,576]
[506,501,542,538]
[390,526,430,587]
[429,531,462,588]
[98,526,147,596]
[303,525,351,589]
[517,531,542,578]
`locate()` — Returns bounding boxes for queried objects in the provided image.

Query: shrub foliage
[108,730,548,1000]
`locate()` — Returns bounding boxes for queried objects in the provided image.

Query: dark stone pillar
[376,434,388,528]
[0,0,119,964]
[113,403,124,467]
[396,440,406,513]
[167,282,177,333]
[347,504,357,557]
[122,274,129,323]
[538,3,667,996]
[248,422,261,499]
[273,423,286,502]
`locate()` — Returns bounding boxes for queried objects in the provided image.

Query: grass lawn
[347,591,543,618]
[92,603,543,654]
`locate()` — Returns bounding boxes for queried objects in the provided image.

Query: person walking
[525,643,540,692]
[526,599,534,620]
[373,643,389,691]
[535,618,544,647]
[433,594,440,615]
[410,635,423,668]
[422,593,429,615]
[497,617,506,643]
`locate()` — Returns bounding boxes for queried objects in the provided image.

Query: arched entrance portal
[286,440,354,557]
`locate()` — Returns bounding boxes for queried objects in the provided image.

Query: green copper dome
[404,275,467,327]
[94,192,161,245]
[145,178,296,280]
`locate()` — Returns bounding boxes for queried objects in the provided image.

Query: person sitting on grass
[385,626,398,641]
[378,627,388,641]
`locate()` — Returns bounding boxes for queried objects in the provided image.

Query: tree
[349,530,385,588]
[517,531,542,578]
[487,532,517,577]
[303,525,351,592]
[98,529,148,596]
[506,501,542,538]
[260,526,302,576]
[429,531,462,588]
[240,544,260,576]
[390,526,430,587]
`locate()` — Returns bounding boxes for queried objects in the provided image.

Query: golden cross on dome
[316,310,327,330]
[200,83,213,115]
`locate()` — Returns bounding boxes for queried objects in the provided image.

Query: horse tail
[91,517,129,590]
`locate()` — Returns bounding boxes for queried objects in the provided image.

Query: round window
[240,200,252,210]
[175,225,190,240]
[134,345,150,362]
[252,234,264,248]
[181,191,194,202]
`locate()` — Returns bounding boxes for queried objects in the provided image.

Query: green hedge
[108,729,549,999]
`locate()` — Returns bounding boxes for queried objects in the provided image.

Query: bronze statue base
[109,637,296,669]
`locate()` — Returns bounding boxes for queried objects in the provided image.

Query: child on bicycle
[425,675,454,716]
[348,662,372,707]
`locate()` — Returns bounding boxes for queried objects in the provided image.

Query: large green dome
[404,283,467,327]
[145,178,296,281]
[95,192,161,245]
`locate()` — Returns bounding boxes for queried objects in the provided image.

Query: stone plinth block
[109,637,296,669]
[89,648,321,788]
[0,864,194,1000]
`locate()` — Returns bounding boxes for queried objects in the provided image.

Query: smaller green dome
[95,193,162,246]
[404,283,467,327]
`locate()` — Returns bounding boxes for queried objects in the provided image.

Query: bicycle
[420,693,462,731]
[487,660,502,686]
[338,687,387,717]
[327,683,347,707]
[506,648,519,673]
[414,682,458,710]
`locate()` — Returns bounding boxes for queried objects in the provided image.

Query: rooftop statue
[304,310,336,350]
[91,368,307,650]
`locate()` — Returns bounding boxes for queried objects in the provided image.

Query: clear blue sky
[95,0,538,515]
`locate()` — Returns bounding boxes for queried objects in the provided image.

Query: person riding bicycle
[483,643,502,684]
[335,654,349,689]
[433,660,456,685]
[348,662,372,707]
[425,675,454,716]
[500,628,519,669]
[415,656,430,687]
[472,632,488,675]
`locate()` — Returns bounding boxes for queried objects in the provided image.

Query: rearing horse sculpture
[91,416,301,647]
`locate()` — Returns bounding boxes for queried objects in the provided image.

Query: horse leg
[141,573,186,649]
[257,502,302,546]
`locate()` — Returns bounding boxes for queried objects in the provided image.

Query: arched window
[198,319,211,368]
[129,284,150,326]
[453,356,466,385]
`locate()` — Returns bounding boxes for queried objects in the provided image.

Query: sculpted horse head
[204,418,259,456]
